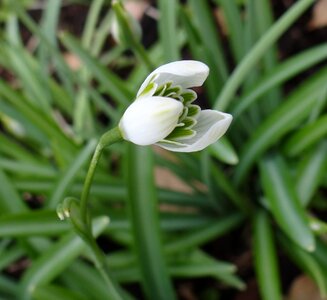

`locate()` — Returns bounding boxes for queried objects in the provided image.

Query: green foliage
[0,0,326,299]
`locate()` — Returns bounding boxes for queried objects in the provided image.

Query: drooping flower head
[119,60,232,152]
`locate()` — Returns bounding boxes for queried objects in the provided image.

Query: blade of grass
[215,0,316,110]
[209,137,239,165]
[234,66,327,184]
[253,0,282,112]
[253,210,282,300]
[213,0,244,62]
[19,217,109,300]
[126,144,176,300]
[0,246,24,271]
[165,213,244,254]
[188,0,228,90]
[284,115,327,156]
[60,32,133,105]
[279,233,327,297]
[179,7,218,101]
[12,1,75,99]
[260,154,315,251]
[0,210,70,237]
[0,168,28,214]
[47,139,97,208]
[0,80,77,156]
[158,0,180,61]
[74,0,105,139]
[231,43,327,118]
[32,284,88,300]
[295,140,327,206]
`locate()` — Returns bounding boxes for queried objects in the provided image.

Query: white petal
[137,60,209,98]
[119,96,183,146]
[157,110,232,152]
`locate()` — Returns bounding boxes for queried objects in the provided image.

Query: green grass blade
[188,0,228,88]
[158,0,180,61]
[19,217,109,300]
[166,213,244,254]
[234,66,327,184]
[284,115,327,156]
[60,32,133,105]
[253,210,282,300]
[126,144,176,300]
[213,0,244,62]
[279,234,327,297]
[32,284,88,300]
[209,137,239,165]
[215,0,316,110]
[260,154,315,251]
[0,210,70,237]
[0,168,28,214]
[232,43,327,118]
[295,141,327,206]
[47,140,97,208]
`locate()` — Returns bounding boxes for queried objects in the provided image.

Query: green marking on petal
[165,85,182,97]
[178,107,188,123]
[187,104,200,118]
[159,139,184,146]
[167,127,196,140]
[182,117,197,129]
[181,90,197,104]
[139,81,157,97]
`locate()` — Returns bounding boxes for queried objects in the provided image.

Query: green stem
[214,0,316,111]
[77,127,123,299]
[80,127,123,228]
[87,237,123,300]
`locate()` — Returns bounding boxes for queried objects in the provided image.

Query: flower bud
[119,96,183,146]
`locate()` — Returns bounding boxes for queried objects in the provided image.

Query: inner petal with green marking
[149,81,201,142]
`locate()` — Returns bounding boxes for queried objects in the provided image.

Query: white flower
[119,60,232,152]
[119,96,183,145]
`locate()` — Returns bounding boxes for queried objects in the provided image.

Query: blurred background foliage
[0,0,326,299]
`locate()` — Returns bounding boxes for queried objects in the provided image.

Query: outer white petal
[157,110,232,152]
[119,96,183,146]
[137,60,209,98]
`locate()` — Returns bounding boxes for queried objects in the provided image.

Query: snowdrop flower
[119,60,232,152]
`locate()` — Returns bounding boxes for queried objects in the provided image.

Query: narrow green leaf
[209,137,239,165]
[0,246,24,271]
[215,0,317,110]
[158,0,180,61]
[32,284,88,300]
[232,43,327,118]
[60,32,133,105]
[234,66,327,184]
[284,115,327,156]
[260,154,315,251]
[213,0,244,62]
[19,217,109,300]
[253,210,282,300]
[166,213,244,254]
[295,140,327,206]
[126,144,176,300]
[0,168,28,214]
[47,139,97,208]
[279,234,327,297]
[0,210,69,237]
[188,0,228,88]
[0,275,17,298]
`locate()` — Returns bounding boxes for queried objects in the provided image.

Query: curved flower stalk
[119,60,232,152]
[57,60,232,300]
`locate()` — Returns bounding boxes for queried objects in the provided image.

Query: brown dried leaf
[309,0,327,29]
[288,275,326,300]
